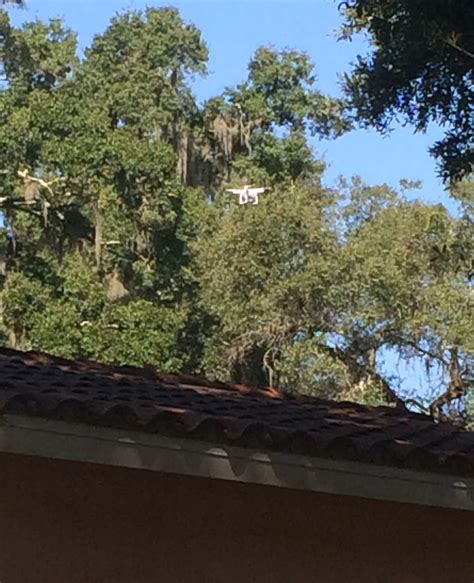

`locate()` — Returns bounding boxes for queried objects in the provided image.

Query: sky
[9,0,451,208]
[7,0,454,402]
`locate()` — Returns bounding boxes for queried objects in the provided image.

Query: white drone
[225,185,269,206]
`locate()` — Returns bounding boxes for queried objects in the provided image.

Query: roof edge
[1,414,473,511]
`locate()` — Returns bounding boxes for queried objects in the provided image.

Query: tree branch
[0,198,43,219]
[428,347,470,420]
[397,338,449,368]
[318,344,407,409]
[445,39,474,60]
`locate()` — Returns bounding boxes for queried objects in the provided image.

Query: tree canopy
[339,0,474,183]
[0,4,472,425]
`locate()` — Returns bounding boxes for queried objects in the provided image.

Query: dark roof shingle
[1,347,474,476]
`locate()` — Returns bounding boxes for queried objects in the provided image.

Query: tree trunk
[92,200,103,268]
[231,345,269,387]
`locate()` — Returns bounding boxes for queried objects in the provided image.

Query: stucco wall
[0,451,472,583]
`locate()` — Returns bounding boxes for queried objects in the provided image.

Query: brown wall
[0,451,473,583]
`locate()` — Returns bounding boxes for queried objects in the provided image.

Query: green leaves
[80,300,185,370]
[340,0,474,182]
[0,13,77,92]
[0,5,471,419]
[81,7,207,139]
[197,171,472,412]
[0,8,207,371]
[246,47,348,136]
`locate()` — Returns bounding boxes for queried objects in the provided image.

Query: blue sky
[8,0,452,403]
[11,0,449,207]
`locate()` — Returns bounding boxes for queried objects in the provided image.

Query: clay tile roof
[1,347,474,476]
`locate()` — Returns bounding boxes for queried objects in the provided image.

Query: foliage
[339,0,474,183]
[195,46,346,191]
[0,7,208,371]
[0,5,472,423]
[198,175,473,413]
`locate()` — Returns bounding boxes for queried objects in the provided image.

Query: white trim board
[0,414,473,511]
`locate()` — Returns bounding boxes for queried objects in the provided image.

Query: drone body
[225,185,268,206]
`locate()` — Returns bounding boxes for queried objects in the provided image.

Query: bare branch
[399,339,449,368]
[445,39,474,60]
